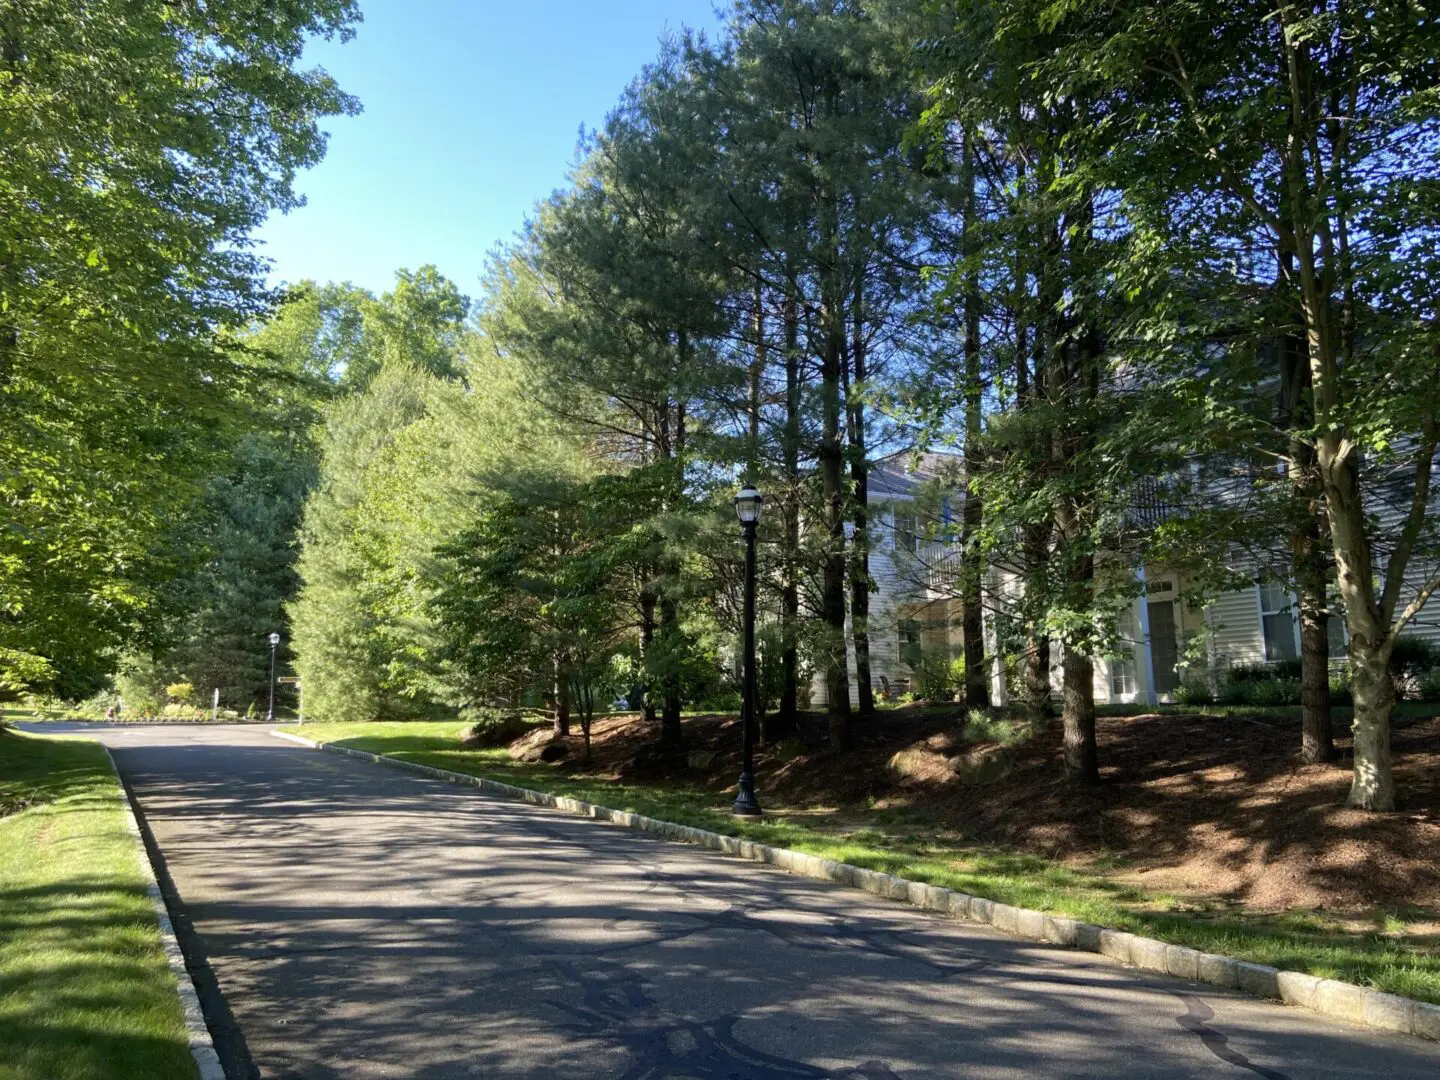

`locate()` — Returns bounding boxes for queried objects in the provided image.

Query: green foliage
[113,654,166,716]
[1330,670,1354,706]
[1244,679,1304,708]
[164,683,194,705]
[0,0,360,695]
[1173,680,1215,707]
[1388,638,1440,700]
[1210,665,1305,708]
[459,707,534,747]
[1417,670,1440,705]
[912,653,965,704]
[1228,662,1305,684]
[287,272,495,723]
[959,709,1028,746]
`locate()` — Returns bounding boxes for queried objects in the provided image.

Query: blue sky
[255,1,724,298]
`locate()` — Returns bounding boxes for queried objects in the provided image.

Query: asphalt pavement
[37,722,1440,1079]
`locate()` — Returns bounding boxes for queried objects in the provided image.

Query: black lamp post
[266,631,280,723]
[733,485,763,816]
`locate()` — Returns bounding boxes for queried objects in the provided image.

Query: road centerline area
[49,723,1440,1080]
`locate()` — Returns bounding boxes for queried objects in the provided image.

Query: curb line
[104,747,226,1080]
[269,730,1440,1044]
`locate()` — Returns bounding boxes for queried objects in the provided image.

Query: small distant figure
[104,705,116,722]
[115,699,123,722]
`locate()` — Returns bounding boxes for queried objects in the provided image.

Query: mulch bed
[522,705,1440,915]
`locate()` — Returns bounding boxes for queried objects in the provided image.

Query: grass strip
[0,729,193,1080]
[292,720,1440,1006]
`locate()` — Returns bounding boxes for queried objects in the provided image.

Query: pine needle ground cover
[293,712,1440,1006]
[0,730,191,1080]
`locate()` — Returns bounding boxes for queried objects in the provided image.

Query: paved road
[42,723,1440,1079]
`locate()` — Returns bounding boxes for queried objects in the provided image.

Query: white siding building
[810,449,1440,709]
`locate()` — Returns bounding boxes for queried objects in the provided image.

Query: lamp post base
[732,770,763,816]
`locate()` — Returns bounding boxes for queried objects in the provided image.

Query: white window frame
[893,509,918,553]
[1108,606,1141,702]
[1255,575,1300,662]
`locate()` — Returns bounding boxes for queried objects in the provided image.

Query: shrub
[1173,679,1214,706]
[960,708,1031,746]
[1388,637,1440,700]
[165,682,195,704]
[160,703,206,720]
[1329,668,1353,705]
[459,706,533,747]
[1388,637,1440,674]
[1215,680,1247,706]
[114,654,166,715]
[691,692,741,713]
[1227,660,1303,683]
[1241,677,1302,707]
[912,653,964,703]
[1418,669,1440,704]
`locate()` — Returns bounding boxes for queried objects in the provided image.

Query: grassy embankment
[290,719,1440,1005]
[0,729,192,1080]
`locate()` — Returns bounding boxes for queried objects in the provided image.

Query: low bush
[691,692,742,713]
[1418,669,1440,704]
[1242,677,1302,707]
[912,654,965,703]
[1173,680,1214,706]
[459,706,534,747]
[1213,663,1303,707]
[1329,669,1353,705]
[1227,660,1303,683]
[1389,638,1440,700]
[160,703,207,720]
[959,709,1033,746]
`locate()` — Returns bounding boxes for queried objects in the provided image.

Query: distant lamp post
[266,632,281,723]
[733,485,763,816]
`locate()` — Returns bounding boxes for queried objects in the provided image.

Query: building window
[894,511,918,553]
[1258,577,1298,662]
[1110,657,1137,698]
[1110,611,1138,697]
[899,619,922,667]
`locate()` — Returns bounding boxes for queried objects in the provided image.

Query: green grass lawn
[0,729,193,1080]
[289,719,1440,1005]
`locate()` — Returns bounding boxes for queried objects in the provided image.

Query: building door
[1148,601,1179,695]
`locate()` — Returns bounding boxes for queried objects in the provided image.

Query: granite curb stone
[1131,936,1170,974]
[268,730,1438,1043]
[1278,971,1323,1010]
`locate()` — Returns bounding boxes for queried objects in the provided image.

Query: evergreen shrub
[459,706,533,747]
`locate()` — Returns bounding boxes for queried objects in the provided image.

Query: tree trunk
[959,134,988,710]
[639,588,658,725]
[820,311,851,750]
[748,281,765,474]
[771,284,801,743]
[553,657,570,738]
[1061,646,1098,784]
[847,281,874,716]
[1020,525,1054,719]
[1301,252,1395,806]
[1276,181,1334,765]
[659,596,683,753]
[1025,628,1052,720]
[1296,521,1334,763]
[1316,430,1394,808]
[1348,646,1395,810]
